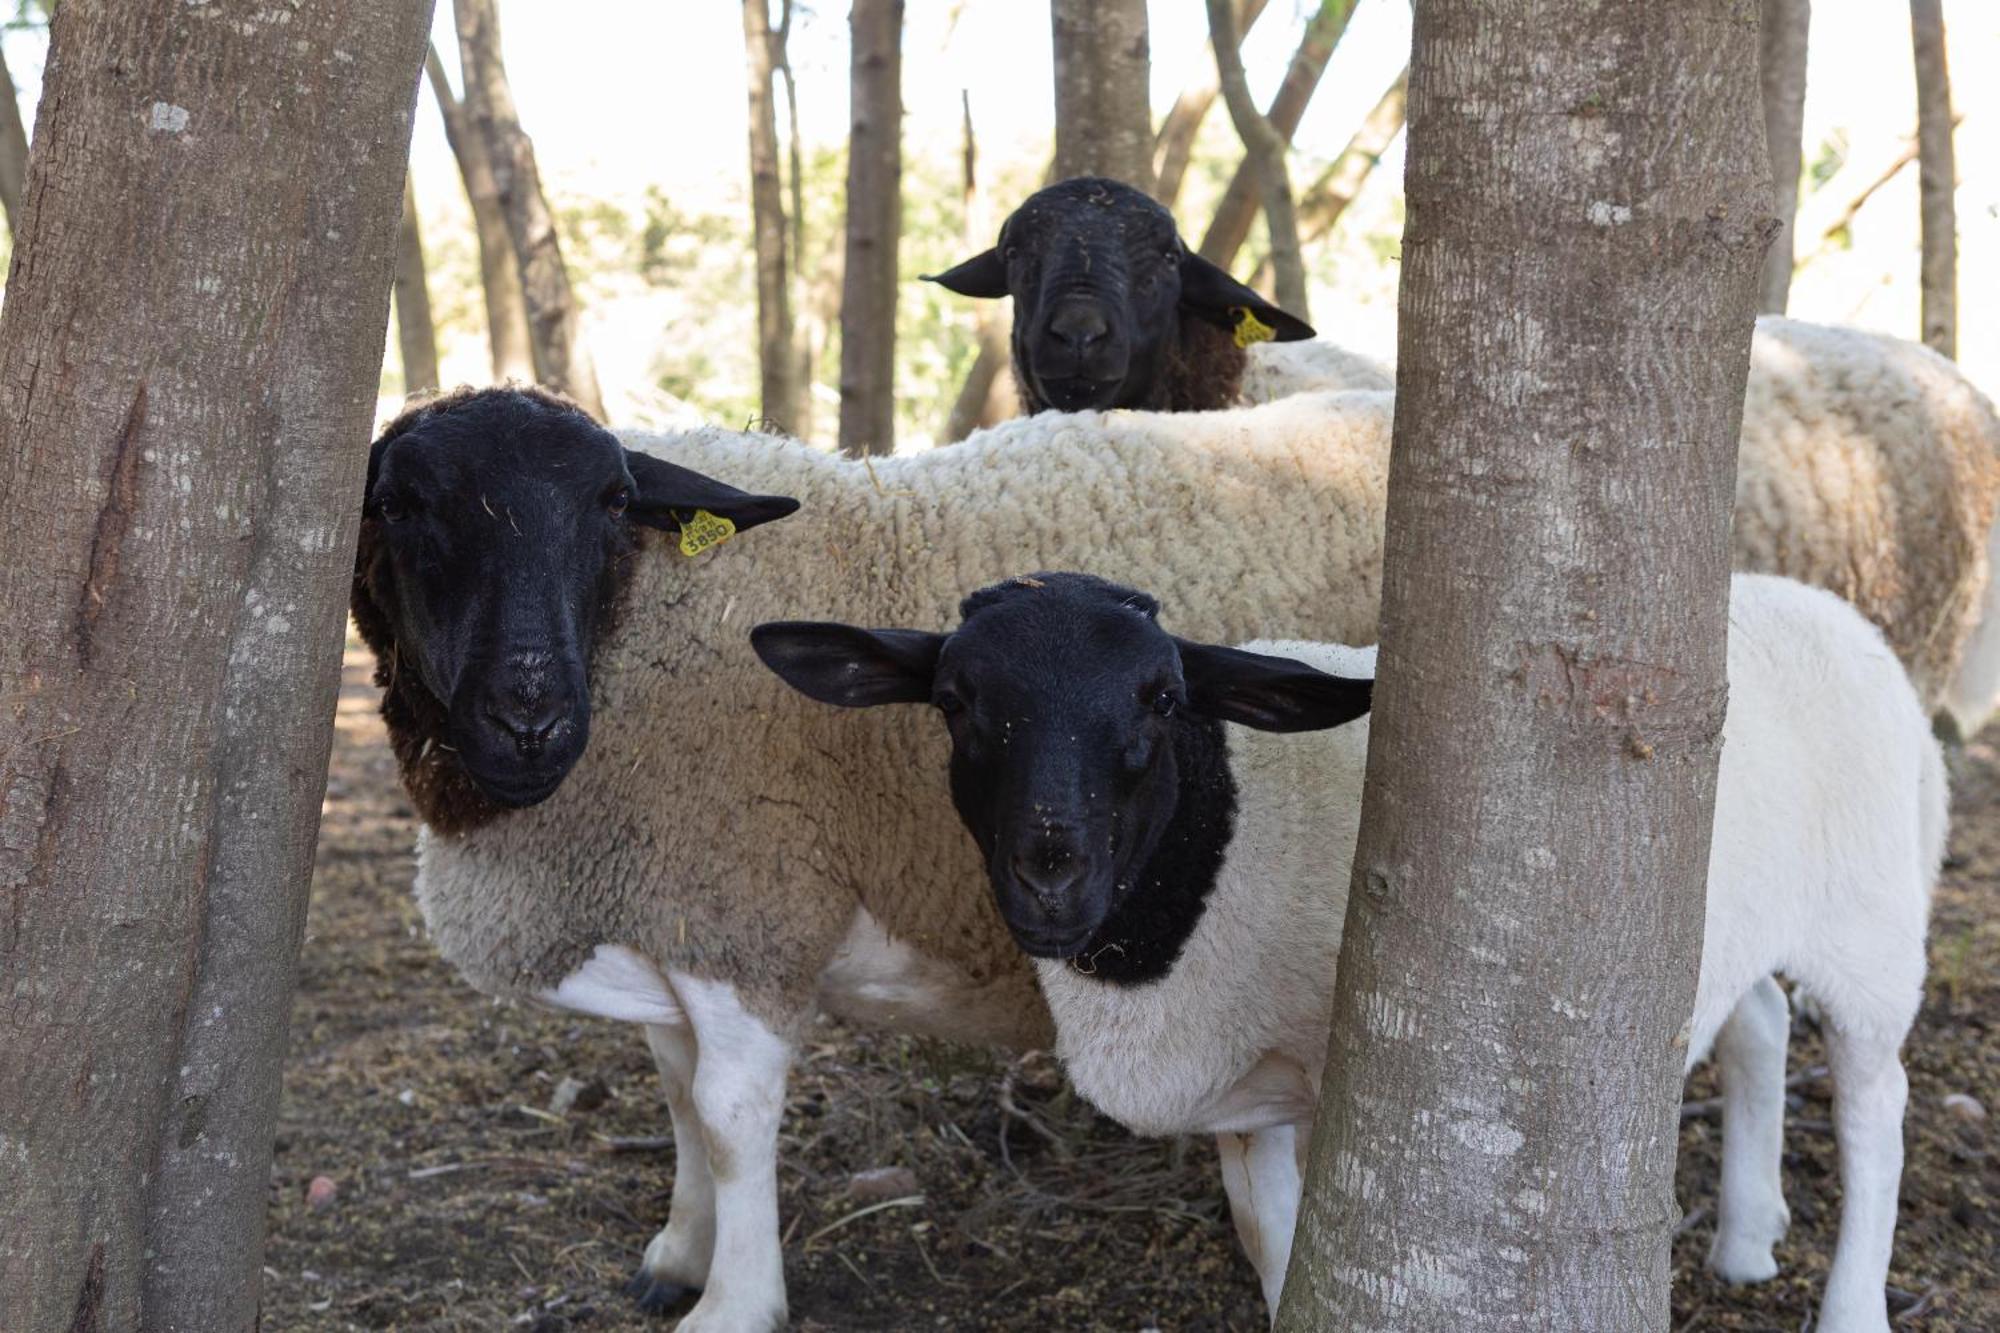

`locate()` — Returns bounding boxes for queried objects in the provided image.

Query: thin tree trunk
[1276,1,1768,1326]
[1051,0,1154,191]
[1207,0,1308,321]
[395,173,441,394]
[743,0,798,432]
[455,0,604,417]
[0,38,27,240]
[839,0,903,457]
[1758,0,1811,313]
[1151,0,1270,209]
[1911,0,1956,358]
[426,43,534,383]
[0,1,432,1327]
[944,90,1012,442]
[1197,0,1357,270]
[1247,65,1407,290]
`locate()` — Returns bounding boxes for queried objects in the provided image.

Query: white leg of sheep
[669,972,795,1333]
[1706,975,1792,1283]
[1216,1126,1304,1322]
[626,1021,716,1312]
[1815,1022,1909,1333]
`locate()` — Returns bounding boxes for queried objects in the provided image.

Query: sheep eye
[606,486,631,517]
[1002,245,1019,263]
[935,690,966,718]
[376,494,407,523]
[1152,691,1178,718]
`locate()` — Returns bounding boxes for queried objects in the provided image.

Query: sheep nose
[485,683,569,753]
[1047,303,1110,354]
[1010,840,1084,912]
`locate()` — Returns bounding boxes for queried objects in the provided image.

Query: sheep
[752,570,1946,1333]
[351,384,1396,1331]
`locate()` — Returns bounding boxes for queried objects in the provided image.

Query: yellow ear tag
[677,509,737,558]
[1231,306,1277,349]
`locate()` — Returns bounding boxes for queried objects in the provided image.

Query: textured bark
[0,0,432,1328]
[1248,66,1407,289]
[838,0,903,457]
[1051,0,1154,192]
[394,173,441,394]
[1911,0,1956,358]
[1197,0,1357,269]
[0,38,27,240]
[1757,0,1810,313]
[742,0,798,432]
[1275,2,1770,1328]
[1207,0,1308,321]
[425,44,533,383]
[1151,0,1270,209]
[456,0,604,416]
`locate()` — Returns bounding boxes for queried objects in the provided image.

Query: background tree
[456,0,604,416]
[743,0,799,431]
[0,36,25,239]
[1051,0,1153,190]
[1198,0,1357,271]
[425,43,534,383]
[0,0,433,1326]
[839,0,904,456]
[1911,0,1957,357]
[942,92,1018,443]
[1276,0,1770,1326]
[1247,64,1407,289]
[1758,0,1811,312]
[1207,0,1309,320]
[394,172,441,395]
[1151,0,1270,209]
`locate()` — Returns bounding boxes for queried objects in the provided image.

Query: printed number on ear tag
[1231,306,1277,349]
[678,509,738,558]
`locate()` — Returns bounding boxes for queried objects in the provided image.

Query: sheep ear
[751,621,945,708]
[923,247,1010,299]
[624,449,800,537]
[1176,253,1316,345]
[1174,639,1371,733]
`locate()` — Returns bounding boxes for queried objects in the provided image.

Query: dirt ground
[261,642,1998,1332]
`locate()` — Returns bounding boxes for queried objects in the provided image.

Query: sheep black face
[353,387,798,822]
[751,573,1371,970]
[925,177,1315,415]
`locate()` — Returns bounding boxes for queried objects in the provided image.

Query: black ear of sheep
[924,248,1010,299]
[1177,252,1316,345]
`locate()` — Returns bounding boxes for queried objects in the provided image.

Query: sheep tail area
[1942,505,2000,741]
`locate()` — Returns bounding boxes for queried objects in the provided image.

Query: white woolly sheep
[352,385,1397,1332]
[754,570,1945,1333]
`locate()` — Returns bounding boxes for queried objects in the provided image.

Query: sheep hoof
[624,1270,699,1315]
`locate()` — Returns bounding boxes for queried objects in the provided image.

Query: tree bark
[1207,0,1308,321]
[0,37,27,240]
[1151,0,1270,209]
[455,0,604,417]
[743,0,799,432]
[839,0,903,457]
[425,43,534,383]
[1197,0,1357,270]
[394,173,441,395]
[0,1,432,1328]
[1051,0,1154,192]
[1247,65,1407,290]
[1910,0,1956,358]
[1275,2,1769,1327]
[1757,0,1810,313]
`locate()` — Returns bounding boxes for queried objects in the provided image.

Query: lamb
[752,570,1946,1333]
[351,384,1396,1331]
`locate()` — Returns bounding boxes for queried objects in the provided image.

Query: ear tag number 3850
[678,508,738,558]
[1231,306,1277,349]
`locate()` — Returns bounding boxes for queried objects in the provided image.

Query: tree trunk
[1051,0,1154,191]
[1207,0,1308,321]
[944,91,1015,443]
[1757,0,1810,313]
[1197,0,1357,270]
[1151,0,1270,209]
[743,0,799,432]
[1910,0,1956,358]
[1275,1,1769,1327]
[455,0,604,417]
[0,1,432,1328]
[425,43,534,383]
[394,173,441,395]
[839,0,903,457]
[0,37,27,240]
[1247,65,1407,290]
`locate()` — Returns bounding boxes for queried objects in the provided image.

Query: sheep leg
[1706,975,1791,1283]
[1216,1126,1303,1323]
[670,972,794,1333]
[1814,1022,1907,1333]
[624,1021,713,1313]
